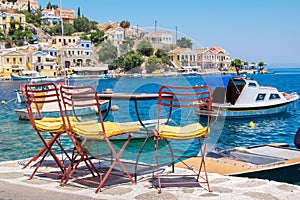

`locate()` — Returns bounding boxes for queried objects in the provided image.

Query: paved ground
[0,159,299,200]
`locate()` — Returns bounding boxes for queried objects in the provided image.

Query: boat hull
[200,144,300,184]
[214,102,290,118]
[196,102,293,118]
[232,162,300,184]
[15,101,109,120]
[10,74,48,81]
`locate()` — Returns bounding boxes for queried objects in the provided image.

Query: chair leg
[95,136,135,193]
[61,140,100,186]
[28,134,66,179]
[197,140,211,192]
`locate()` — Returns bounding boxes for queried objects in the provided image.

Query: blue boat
[10,73,48,81]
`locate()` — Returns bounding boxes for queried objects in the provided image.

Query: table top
[97,93,172,101]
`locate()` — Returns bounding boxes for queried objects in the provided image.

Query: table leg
[133,99,151,182]
[102,99,111,120]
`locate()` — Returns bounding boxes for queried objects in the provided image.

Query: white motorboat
[195,76,299,118]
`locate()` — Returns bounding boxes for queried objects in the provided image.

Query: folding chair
[23,82,71,179]
[152,85,212,193]
[60,85,139,193]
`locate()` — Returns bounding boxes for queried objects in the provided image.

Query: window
[248,83,257,87]
[269,93,280,100]
[256,93,266,101]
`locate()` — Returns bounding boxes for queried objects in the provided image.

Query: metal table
[97,93,172,181]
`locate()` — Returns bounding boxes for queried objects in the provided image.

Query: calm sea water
[1,68,300,163]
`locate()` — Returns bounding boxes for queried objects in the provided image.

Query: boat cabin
[209,76,284,106]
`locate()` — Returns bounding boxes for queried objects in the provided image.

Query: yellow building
[0,51,27,76]
[51,35,80,49]
[0,12,26,32]
[28,51,59,77]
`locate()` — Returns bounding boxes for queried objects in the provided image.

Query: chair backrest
[24,82,66,130]
[157,85,212,127]
[60,85,105,134]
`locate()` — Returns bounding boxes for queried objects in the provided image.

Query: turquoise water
[1,68,300,163]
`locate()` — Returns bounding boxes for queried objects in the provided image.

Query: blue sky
[39,0,300,67]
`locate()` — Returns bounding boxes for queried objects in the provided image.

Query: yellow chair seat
[72,121,140,139]
[35,117,75,133]
[156,122,209,139]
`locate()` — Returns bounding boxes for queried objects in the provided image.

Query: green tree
[120,20,130,29]
[145,55,162,73]
[80,33,90,40]
[77,7,81,18]
[258,61,265,68]
[12,29,32,41]
[109,55,125,70]
[119,37,134,55]
[244,61,248,66]
[63,23,75,36]
[155,48,167,58]
[176,37,193,48]
[123,51,144,72]
[98,41,118,64]
[27,0,31,12]
[74,16,92,32]
[46,1,52,9]
[137,39,153,57]
[231,59,243,69]
[21,10,42,28]
[0,29,7,42]
[90,29,104,45]
[155,48,170,65]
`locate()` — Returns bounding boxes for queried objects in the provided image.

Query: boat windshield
[226,78,246,105]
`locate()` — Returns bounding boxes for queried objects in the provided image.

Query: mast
[60,0,65,79]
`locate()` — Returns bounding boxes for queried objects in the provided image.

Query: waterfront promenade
[0,158,299,200]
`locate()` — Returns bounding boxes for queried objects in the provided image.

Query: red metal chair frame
[23,82,71,179]
[59,85,135,193]
[153,85,212,193]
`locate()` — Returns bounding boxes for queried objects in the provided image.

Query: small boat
[15,99,109,120]
[178,69,198,76]
[14,84,109,120]
[10,72,48,81]
[195,75,299,118]
[202,143,300,184]
[69,74,84,79]
[98,74,112,79]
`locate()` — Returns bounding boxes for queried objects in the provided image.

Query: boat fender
[249,121,255,127]
[111,105,119,111]
[294,128,300,149]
